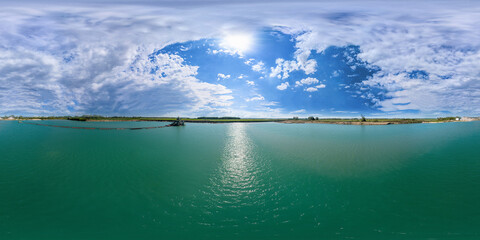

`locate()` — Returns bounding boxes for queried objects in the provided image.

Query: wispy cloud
[246,94,265,102]
[290,109,306,114]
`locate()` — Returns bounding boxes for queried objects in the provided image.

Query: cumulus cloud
[276,2,480,115]
[0,14,234,116]
[276,82,289,90]
[237,74,247,79]
[251,61,265,72]
[246,80,255,86]
[294,78,325,93]
[304,85,326,92]
[269,58,317,79]
[217,73,231,80]
[295,77,319,87]
[0,4,239,116]
[87,51,234,115]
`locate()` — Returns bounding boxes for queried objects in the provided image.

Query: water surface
[1,121,479,239]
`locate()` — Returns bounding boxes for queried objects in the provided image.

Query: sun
[220,33,254,54]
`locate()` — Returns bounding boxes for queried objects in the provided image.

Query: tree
[293,116,299,120]
[360,114,367,122]
[308,116,315,120]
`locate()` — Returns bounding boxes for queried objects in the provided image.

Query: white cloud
[295,77,320,87]
[217,73,231,80]
[244,58,255,65]
[290,109,306,114]
[261,101,278,106]
[269,55,317,79]
[98,52,234,113]
[276,82,290,90]
[251,61,265,72]
[246,80,255,86]
[246,94,265,102]
[275,3,480,115]
[304,85,326,92]
[332,70,340,77]
[237,74,246,79]
[295,78,325,92]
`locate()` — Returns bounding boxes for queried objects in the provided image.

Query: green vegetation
[437,117,459,121]
[67,117,87,121]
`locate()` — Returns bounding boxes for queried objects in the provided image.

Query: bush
[437,117,457,121]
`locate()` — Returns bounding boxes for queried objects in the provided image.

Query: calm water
[1,120,479,239]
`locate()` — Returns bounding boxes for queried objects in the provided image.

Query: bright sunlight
[220,33,254,53]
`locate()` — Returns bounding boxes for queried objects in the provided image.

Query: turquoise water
[1,120,479,239]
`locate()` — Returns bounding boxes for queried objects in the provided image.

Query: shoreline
[281,120,401,125]
[85,119,282,123]
[8,119,478,125]
[5,116,479,125]
[84,119,479,125]
[278,120,472,125]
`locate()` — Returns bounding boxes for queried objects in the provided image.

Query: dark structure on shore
[169,117,185,126]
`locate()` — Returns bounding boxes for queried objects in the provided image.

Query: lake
[1,120,479,239]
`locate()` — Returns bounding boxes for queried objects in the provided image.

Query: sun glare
[220,33,253,53]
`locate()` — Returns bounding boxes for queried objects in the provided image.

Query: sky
[1,0,479,118]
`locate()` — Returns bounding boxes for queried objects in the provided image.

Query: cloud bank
[0,1,479,116]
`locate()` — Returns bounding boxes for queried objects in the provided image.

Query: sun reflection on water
[200,123,262,211]
[218,123,256,196]
[195,123,273,228]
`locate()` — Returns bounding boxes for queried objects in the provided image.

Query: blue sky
[1,0,479,117]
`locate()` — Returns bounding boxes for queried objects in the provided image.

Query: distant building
[456,117,460,121]
[7,116,14,120]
